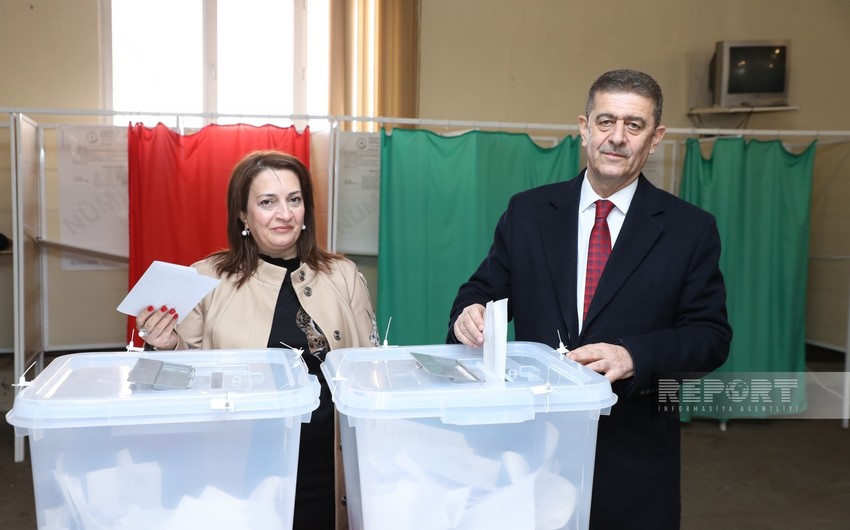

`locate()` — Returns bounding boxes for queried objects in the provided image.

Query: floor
[1,348,848,529]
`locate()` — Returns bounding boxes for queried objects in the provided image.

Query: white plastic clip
[210,392,233,412]
[280,342,304,358]
[280,342,306,370]
[555,330,569,355]
[531,382,554,395]
[126,329,144,353]
[12,361,38,388]
[382,316,393,347]
[332,349,350,382]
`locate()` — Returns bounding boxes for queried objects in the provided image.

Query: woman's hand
[136,305,179,350]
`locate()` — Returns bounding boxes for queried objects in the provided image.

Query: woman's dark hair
[210,150,340,287]
[585,69,664,128]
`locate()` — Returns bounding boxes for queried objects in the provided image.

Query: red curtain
[127,122,310,342]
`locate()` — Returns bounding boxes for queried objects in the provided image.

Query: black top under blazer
[448,171,732,530]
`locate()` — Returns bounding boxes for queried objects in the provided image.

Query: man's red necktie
[583,199,615,321]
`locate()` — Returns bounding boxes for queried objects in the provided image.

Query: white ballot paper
[117,261,220,323]
[482,298,508,383]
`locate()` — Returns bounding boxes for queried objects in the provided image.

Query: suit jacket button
[304,287,312,296]
[299,271,305,281]
[333,330,342,341]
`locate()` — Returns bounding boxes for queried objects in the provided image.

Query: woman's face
[241,168,305,259]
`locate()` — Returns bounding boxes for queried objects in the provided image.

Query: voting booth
[6,348,320,530]
[322,342,617,530]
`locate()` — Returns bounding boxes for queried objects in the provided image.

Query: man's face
[579,91,666,195]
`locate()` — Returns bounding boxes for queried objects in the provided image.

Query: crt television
[709,39,790,108]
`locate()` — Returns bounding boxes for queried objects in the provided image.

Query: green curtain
[680,137,816,420]
[377,128,579,345]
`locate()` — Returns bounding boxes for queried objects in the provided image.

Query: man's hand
[453,303,486,347]
[568,342,634,382]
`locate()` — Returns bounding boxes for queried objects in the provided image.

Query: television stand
[688,105,799,115]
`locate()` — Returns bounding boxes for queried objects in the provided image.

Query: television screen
[711,40,790,108]
[728,46,787,94]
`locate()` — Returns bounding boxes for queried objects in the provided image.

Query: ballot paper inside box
[6,349,320,530]
[321,342,618,530]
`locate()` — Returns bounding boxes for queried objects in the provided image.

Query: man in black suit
[448,69,732,529]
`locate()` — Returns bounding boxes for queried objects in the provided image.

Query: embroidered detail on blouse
[296,307,329,360]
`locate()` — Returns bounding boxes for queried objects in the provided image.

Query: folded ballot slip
[117,261,220,323]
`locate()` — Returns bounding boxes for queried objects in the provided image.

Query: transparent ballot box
[6,348,320,530]
[321,342,617,530]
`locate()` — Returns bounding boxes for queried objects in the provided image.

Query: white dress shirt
[576,173,638,333]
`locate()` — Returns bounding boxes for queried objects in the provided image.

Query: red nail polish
[168,308,176,314]
[173,314,178,320]
[160,306,167,312]
[147,306,154,312]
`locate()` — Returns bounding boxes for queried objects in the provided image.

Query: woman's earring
[242,226,251,237]
[301,223,306,231]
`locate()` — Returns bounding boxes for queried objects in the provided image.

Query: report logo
[660,376,799,404]
[654,374,804,417]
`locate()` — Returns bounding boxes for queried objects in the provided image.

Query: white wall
[1,0,850,350]
[419,0,850,350]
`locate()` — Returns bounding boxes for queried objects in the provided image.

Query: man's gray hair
[585,69,664,128]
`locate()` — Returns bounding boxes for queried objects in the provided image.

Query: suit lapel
[583,176,664,327]
[540,175,583,339]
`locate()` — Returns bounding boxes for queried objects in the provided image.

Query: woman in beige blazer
[135,150,379,530]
